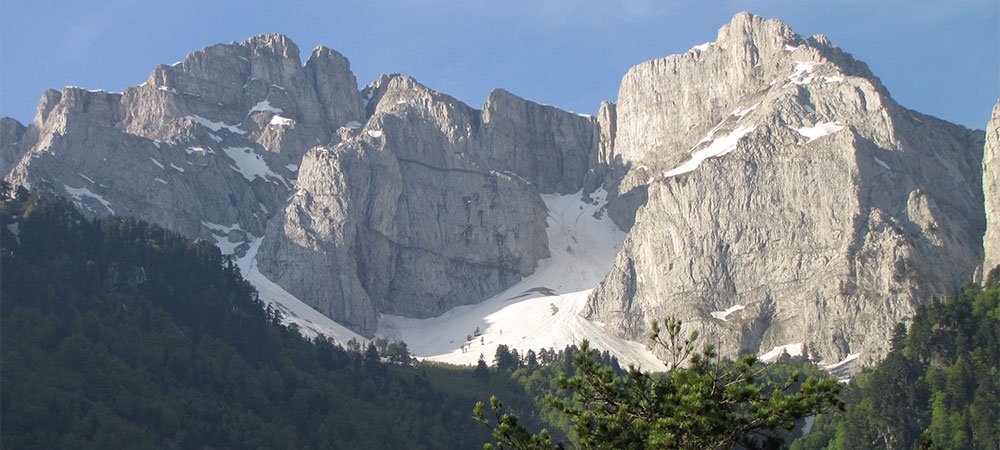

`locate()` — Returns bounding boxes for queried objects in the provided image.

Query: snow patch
[873,156,891,170]
[78,173,96,184]
[662,125,756,177]
[208,133,223,143]
[213,236,242,255]
[169,163,185,173]
[711,304,745,321]
[376,189,666,371]
[154,178,167,184]
[822,353,860,371]
[236,237,366,344]
[269,115,294,126]
[186,146,212,155]
[64,185,115,214]
[792,122,845,142]
[759,343,803,362]
[824,76,845,83]
[157,86,179,94]
[202,221,241,234]
[202,222,244,256]
[732,103,758,119]
[367,130,384,138]
[691,42,712,52]
[788,61,822,85]
[222,147,286,187]
[344,120,363,130]
[285,164,298,172]
[248,99,282,115]
[150,157,164,169]
[187,115,246,135]
[784,44,801,52]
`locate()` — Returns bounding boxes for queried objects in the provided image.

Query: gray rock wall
[479,89,597,194]
[1,118,28,177]
[984,100,1000,278]
[257,76,554,334]
[3,35,591,336]
[586,12,985,365]
[3,21,990,358]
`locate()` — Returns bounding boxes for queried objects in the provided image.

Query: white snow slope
[235,237,366,345]
[377,189,667,371]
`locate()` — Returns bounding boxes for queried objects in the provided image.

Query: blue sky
[1,0,997,129]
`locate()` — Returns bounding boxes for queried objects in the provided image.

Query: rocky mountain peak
[3,19,991,369]
[241,33,301,61]
[983,100,1000,278]
[587,12,986,366]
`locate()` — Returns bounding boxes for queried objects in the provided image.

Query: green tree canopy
[475,317,843,449]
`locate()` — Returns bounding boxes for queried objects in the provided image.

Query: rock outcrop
[6,34,365,239]
[479,89,597,194]
[0,118,28,177]
[984,100,1000,278]
[256,76,550,333]
[3,37,598,336]
[3,18,990,361]
[256,75,600,334]
[586,12,986,365]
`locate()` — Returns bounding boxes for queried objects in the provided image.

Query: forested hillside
[0,192,548,449]
[3,191,997,450]
[792,276,1000,449]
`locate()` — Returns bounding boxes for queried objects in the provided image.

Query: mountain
[255,75,596,334]
[585,13,985,366]
[983,100,1000,279]
[2,13,991,369]
[0,34,597,339]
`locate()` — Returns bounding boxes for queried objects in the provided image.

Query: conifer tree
[475,316,842,449]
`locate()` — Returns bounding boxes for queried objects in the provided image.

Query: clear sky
[1,0,997,130]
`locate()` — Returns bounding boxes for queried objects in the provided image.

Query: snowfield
[222,146,287,187]
[759,342,804,362]
[792,122,845,142]
[662,125,756,178]
[64,185,114,214]
[222,189,665,370]
[377,189,667,371]
[236,237,366,344]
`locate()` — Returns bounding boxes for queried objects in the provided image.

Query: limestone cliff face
[4,37,594,336]
[256,75,602,334]
[479,89,597,194]
[3,20,989,358]
[6,34,364,239]
[984,100,1000,278]
[0,118,28,177]
[586,13,985,365]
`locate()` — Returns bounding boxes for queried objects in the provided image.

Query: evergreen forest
[1,191,997,449]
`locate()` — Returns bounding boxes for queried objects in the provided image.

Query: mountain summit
[587,12,985,366]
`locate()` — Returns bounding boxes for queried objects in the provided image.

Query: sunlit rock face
[586,12,985,366]
[982,100,1000,279]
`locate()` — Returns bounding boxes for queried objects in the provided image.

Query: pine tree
[475,316,842,449]
[475,355,490,380]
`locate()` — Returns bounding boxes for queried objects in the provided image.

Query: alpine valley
[3,12,996,378]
